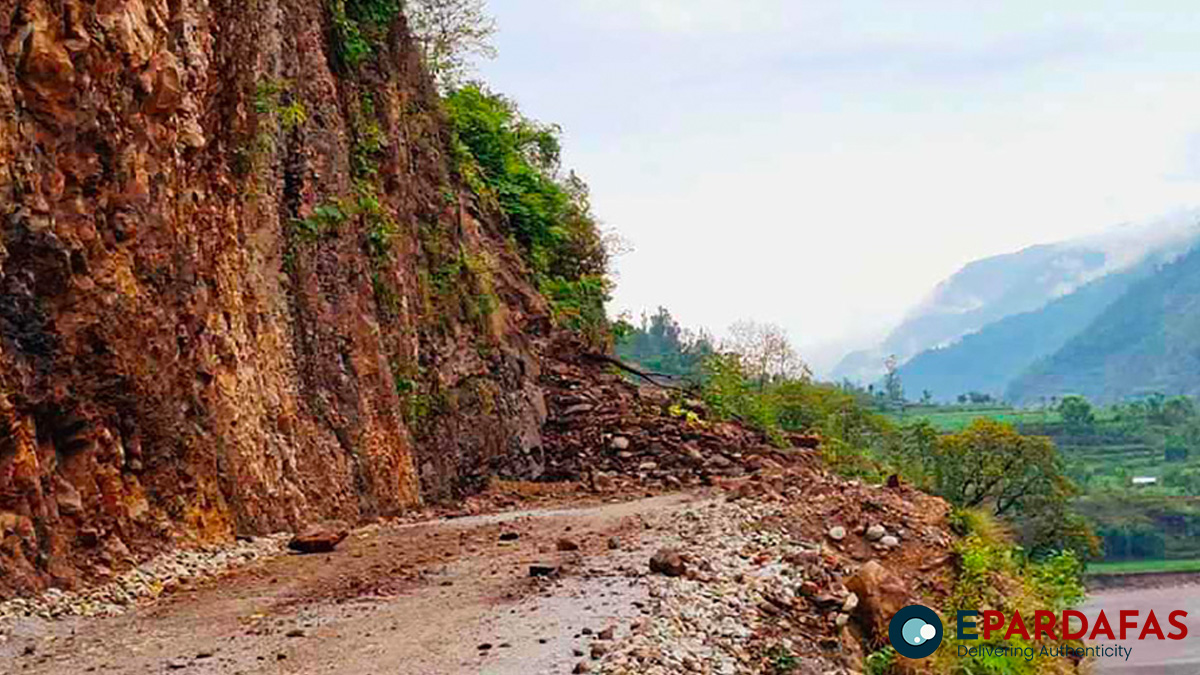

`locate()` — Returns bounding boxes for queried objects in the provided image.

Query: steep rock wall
[0,0,550,595]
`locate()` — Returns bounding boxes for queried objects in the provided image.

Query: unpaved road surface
[1083,583,1200,674]
[0,493,704,675]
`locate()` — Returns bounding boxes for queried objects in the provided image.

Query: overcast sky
[477,1,1200,373]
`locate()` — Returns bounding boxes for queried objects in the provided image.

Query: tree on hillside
[444,84,610,342]
[1058,395,1094,433]
[724,320,810,387]
[406,0,498,89]
[1162,396,1196,426]
[929,421,1096,556]
[883,355,904,407]
[615,307,713,379]
[930,418,1074,517]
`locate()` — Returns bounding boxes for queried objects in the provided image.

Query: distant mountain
[896,260,1160,401]
[830,211,1200,385]
[1007,242,1200,404]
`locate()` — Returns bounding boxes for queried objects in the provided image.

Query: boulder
[287,522,349,554]
[649,548,686,577]
[842,592,859,613]
[845,561,910,638]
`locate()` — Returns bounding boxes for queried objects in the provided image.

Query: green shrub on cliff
[940,510,1085,675]
[329,0,403,70]
[443,84,610,341]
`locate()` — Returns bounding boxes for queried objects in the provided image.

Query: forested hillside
[1009,243,1200,403]
[835,241,1113,383]
[897,257,1159,401]
[832,215,1199,385]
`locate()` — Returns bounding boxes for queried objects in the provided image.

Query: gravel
[0,534,289,621]
[595,499,844,675]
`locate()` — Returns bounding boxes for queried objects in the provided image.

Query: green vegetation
[328,0,402,71]
[884,385,1200,568]
[235,78,307,182]
[1084,558,1200,575]
[1008,244,1200,404]
[614,307,713,380]
[291,200,350,241]
[616,306,1090,563]
[889,405,1071,432]
[764,643,798,674]
[916,419,1070,516]
[444,84,610,343]
[939,510,1085,675]
[695,365,1085,559]
[863,647,896,675]
[255,78,307,132]
[350,93,387,179]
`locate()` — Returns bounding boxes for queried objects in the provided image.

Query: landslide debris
[503,335,821,493]
[583,468,957,674]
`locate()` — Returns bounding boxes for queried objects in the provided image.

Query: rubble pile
[581,468,957,674]
[518,337,820,490]
[0,535,288,620]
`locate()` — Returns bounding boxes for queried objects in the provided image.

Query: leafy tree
[406,0,498,89]
[615,307,713,379]
[699,352,781,441]
[929,419,1074,517]
[1160,395,1195,426]
[1058,395,1094,432]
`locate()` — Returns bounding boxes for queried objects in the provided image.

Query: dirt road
[0,493,704,675]
[1082,583,1200,674]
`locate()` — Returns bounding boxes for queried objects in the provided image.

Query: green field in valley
[885,399,1200,571]
[1085,558,1200,576]
[885,405,1063,432]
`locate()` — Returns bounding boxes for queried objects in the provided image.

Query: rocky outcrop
[0,0,550,595]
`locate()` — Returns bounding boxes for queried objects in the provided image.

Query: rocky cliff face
[0,0,552,595]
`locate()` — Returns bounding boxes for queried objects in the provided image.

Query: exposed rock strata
[0,0,549,595]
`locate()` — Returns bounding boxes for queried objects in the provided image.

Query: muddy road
[0,494,701,675]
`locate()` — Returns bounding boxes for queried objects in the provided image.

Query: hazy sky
[477,1,1200,372]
